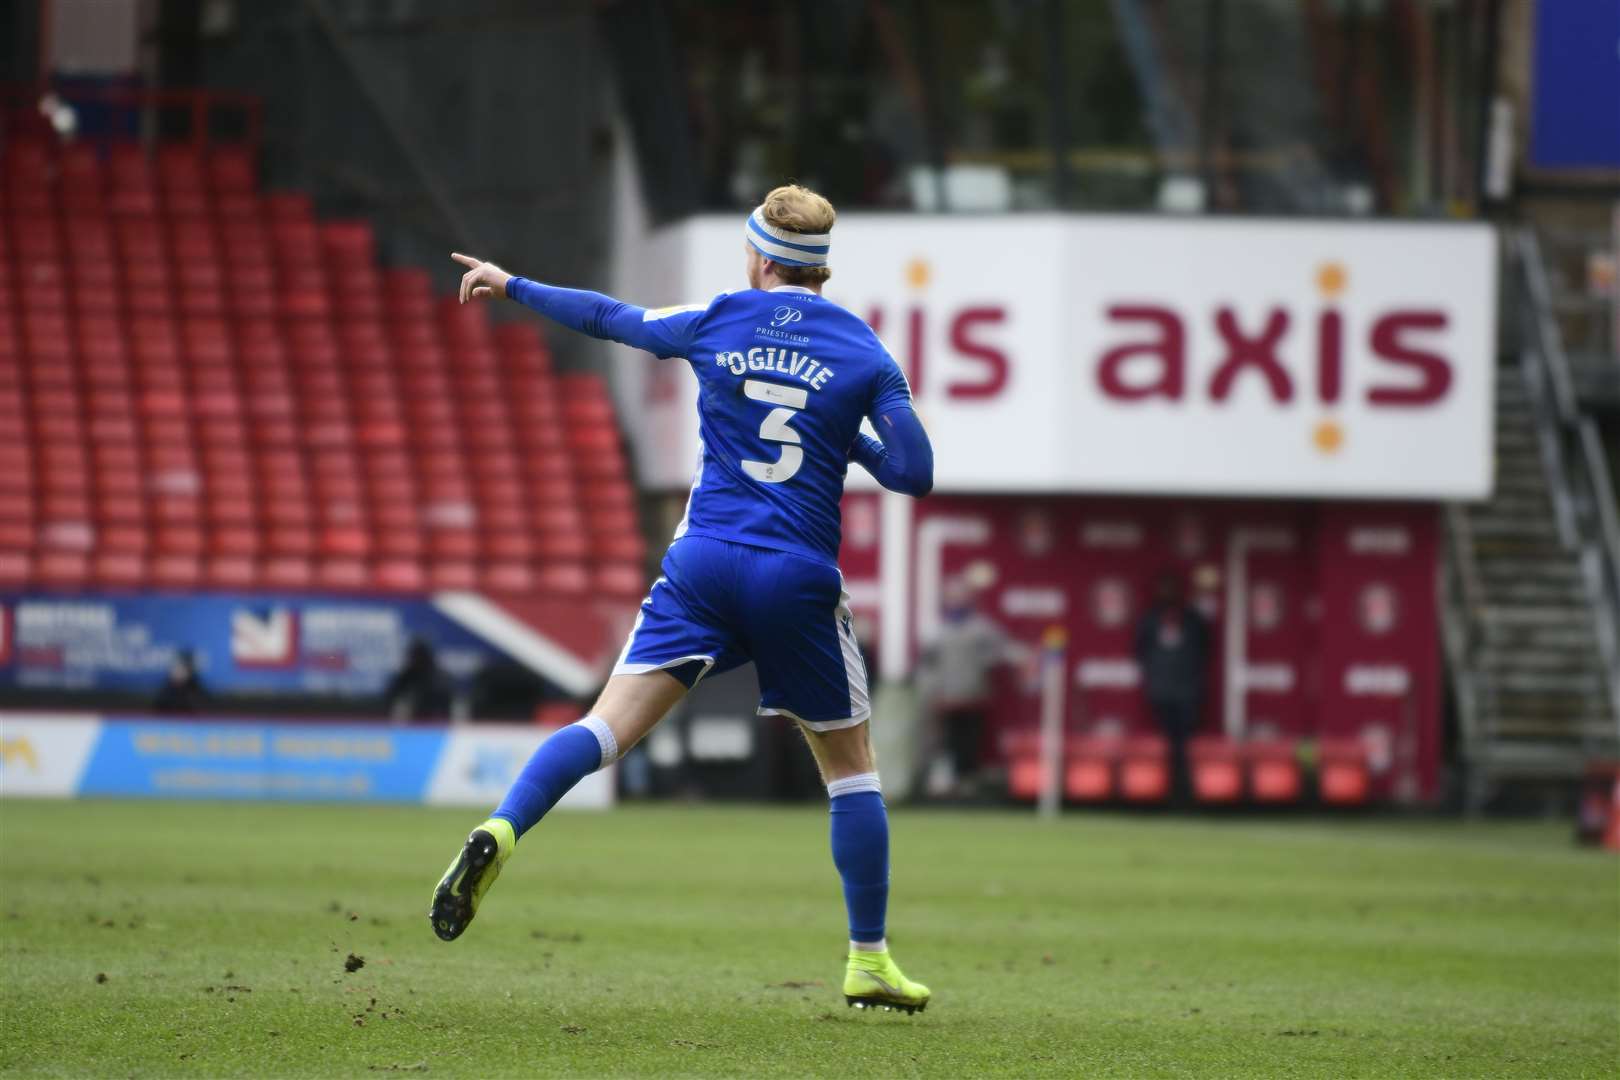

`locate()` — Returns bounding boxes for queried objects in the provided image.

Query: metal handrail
[1515,226,1620,743]
[1518,230,1580,422]
[1441,504,1487,752]
[1518,344,1581,549]
[1444,502,1487,624]
[1579,418,1620,590]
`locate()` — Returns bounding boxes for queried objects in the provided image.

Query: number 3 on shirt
[740,378,809,484]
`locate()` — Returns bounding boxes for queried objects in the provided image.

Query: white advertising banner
[425,725,614,810]
[614,214,1495,500]
[0,715,101,797]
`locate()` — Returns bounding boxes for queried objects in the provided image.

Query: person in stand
[385,637,449,723]
[1133,571,1210,807]
[153,650,206,713]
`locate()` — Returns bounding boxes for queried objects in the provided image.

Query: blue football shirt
[626,285,913,564]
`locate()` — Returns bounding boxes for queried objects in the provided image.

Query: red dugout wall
[841,492,1441,802]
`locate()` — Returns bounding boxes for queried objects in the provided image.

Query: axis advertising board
[615,215,1495,501]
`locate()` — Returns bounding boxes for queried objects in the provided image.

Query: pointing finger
[450,252,480,269]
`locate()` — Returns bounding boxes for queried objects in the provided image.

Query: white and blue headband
[745,206,831,268]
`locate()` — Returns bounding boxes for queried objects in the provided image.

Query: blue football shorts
[612,534,871,731]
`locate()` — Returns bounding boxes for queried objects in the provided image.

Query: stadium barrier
[0,591,604,700]
[0,714,612,808]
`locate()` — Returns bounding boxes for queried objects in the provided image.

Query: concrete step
[1492,450,1545,470]
[1484,670,1610,695]
[1477,558,1584,583]
[1468,517,1561,540]
[1491,471,1550,492]
[1492,447,1541,468]
[1480,605,1597,625]
[1479,647,1605,672]
[1486,692,1614,721]
[1480,633,1602,659]
[1472,537,1572,559]
[1475,582,1592,607]
[1481,708,1618,732]
[1480,721,1619,746]
[1468,490,1551,513]
[1493,428,1539,450]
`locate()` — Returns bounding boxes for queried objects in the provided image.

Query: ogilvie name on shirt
[714,347,837,389]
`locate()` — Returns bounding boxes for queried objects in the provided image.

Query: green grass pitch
[1,800,1615,1077]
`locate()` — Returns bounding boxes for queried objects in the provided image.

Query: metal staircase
[1444,230,1620,811]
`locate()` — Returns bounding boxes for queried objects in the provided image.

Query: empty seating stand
[0,136,647,600]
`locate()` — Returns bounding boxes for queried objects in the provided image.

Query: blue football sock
[827,773,888,944]
[492,716,618,839]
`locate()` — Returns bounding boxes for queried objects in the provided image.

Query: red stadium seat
[93,550,146,587]
[1190,737,1245,804]
[265,192,313,221]
[2,135,649,611]
[4,139,55,187]
[535,562,590,594]
[1065,737,1121,802]
[162,190,211,217]
[1318,740,1372,806]
[156,146,205,191]
[150,552,202,588]
[262,555,314,588]
[1119,737,1170,803]
[108,145,154,190]
[214,191,261,219]
[206,554,258,588]
[208,147,257,192]
[36,550,91,588]
[483,562,536,594]
[317,558,369,590]
[375,558,426,592]
[320,221,375,264]
[427,560,477,590]
[592,562,646,597]
[0,551,33,584]
[1247,740,1303,804]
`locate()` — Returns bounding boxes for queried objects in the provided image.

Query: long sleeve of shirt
[850,406,934,497]
[505,277,705,359]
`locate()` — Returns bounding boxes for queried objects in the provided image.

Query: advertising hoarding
[617,215,1495,501]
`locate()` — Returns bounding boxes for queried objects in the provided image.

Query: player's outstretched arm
[450,253,698,359]
[850,407,934,498]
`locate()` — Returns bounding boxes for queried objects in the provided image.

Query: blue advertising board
[77,719,447,801]
[0,592,523,699]
[0,714,614,808]
[1531,1,1620,169]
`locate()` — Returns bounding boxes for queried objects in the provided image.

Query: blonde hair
[758,184,835,285]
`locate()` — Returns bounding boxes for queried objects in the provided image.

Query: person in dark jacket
[153,650,206,713]
[385,637,449,723]
[1133,572,1210,807]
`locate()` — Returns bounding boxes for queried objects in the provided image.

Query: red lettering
[1317,309,1342,404]
[947,307,1008,399]
[1208,307,1293,403]
[1367,311,1451,406]
[1096,305,1184,400]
